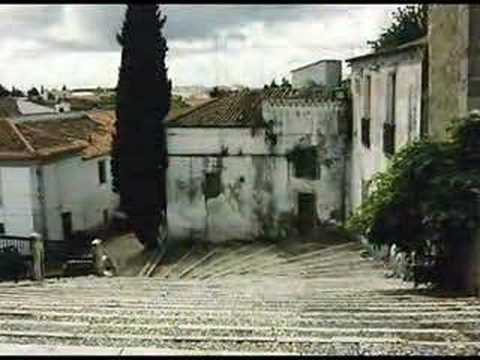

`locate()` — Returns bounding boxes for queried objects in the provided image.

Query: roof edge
[346,37,427,63]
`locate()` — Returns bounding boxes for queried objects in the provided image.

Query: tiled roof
[166,88,303,127]
[0,112,113,161]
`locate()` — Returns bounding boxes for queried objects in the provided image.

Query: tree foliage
[27,87,40,98]
[347,112,480,289]
[11,87,25,97]
[368,5,428,52]
[0,84,11,97]
[111,4,171,249]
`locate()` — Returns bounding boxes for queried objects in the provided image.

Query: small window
[98,160,106,184]
[361,117,371,148]
[0,223,5,234]
[292,147,319,180]
[103,209,109,225]
[384,72,396,156]
[364,75,372,119]
[204,172,221,199]
[386,72,396,125]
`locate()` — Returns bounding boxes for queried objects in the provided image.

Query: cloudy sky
[0,4,403,90]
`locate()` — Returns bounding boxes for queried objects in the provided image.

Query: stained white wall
[349,53,423,214]
[41,155,118,241]
[166,99,347,243]
[0,166,35,237]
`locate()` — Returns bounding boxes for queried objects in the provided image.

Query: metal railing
[0,235,33,258]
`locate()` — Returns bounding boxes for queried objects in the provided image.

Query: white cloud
[0,4,403,90]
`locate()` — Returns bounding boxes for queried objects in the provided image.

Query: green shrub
[346,112,480,287]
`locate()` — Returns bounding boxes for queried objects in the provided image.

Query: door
[297,193,317,233]
[61,212,73,242]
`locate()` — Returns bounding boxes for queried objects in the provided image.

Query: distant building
[0,111,117,242]
[290,60,342,89]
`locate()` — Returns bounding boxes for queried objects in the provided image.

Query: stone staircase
[1,236,480,355]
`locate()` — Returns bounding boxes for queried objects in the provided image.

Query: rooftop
[0,110,113,161]
[166,87,312,128]
[346,36,427,63]
[290,59,341,73]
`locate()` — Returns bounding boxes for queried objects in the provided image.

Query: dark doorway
[297,193,317,233]
[61,212,73,241]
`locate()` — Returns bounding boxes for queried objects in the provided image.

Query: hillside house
[166,86,349,244]
[0,111,117,245]
[346,37,427,215]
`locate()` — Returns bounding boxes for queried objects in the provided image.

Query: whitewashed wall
[263,100,347,222]
[0,166,36,237]
[291,61,342,88]
[349,53,423,214]
[41,155,118,241]
[166,99,347,243]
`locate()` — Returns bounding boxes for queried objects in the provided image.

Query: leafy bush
[346,112,480,288]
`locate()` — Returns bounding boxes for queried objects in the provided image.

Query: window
[361,117,371,148]
[0,223,5,234]
[384,72,396,156]
[103,209,109,225]
[360,75,372,148]
[98,160,106,184]
[292,147,319,180]
[204,172,221,199]
[386,72,396,124]
[364,75,371,119]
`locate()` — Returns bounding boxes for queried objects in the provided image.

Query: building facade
[291,60,342,89]
[0,111,117,243]
[346,39,426,214]
[166,87,349,244]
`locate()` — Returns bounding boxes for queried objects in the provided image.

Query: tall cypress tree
[112,4,171,250]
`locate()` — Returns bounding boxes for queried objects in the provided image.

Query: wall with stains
[166,99,348,244]
[348,48,424,214]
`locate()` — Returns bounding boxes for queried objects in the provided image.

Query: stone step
[1,307,477,323]
[1,337,479,356]
[0,321,466,343]
[0,343,298,356]
[0,296,475,308]
[0,328,471,348]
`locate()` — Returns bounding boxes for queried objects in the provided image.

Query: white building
[165,87,349,244]
[291,60,342,89]
[346,38,427,215]
[0,111,117,243]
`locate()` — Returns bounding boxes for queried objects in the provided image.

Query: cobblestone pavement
[1,233,480,355]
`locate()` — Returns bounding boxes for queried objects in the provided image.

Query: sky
[0,4,404,91]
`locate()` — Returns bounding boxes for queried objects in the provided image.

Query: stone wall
[428,4,470,140]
